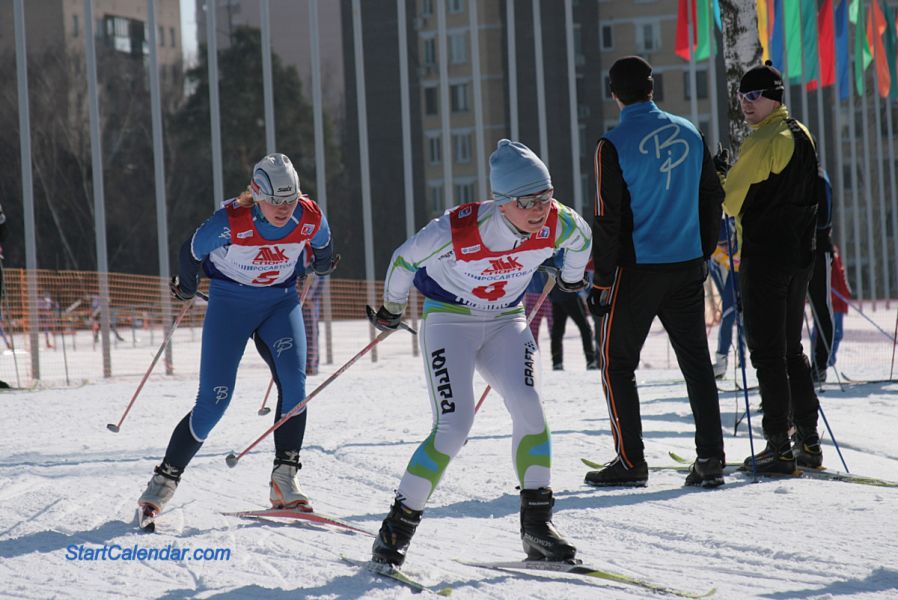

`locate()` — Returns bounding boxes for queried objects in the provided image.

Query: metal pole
[532,0,548,165]
[206,0,224,211]
[398,0,419,356]
[860,83,877,307]
[260,0,275,153]
[889,100,898,303]
[564,0,582,214]
[687,2,699,126]
[13,0,39,381]
[436,0,453,210]
[707,0,720,149]
[83,0,112,379]
[470,0,487,201]
[352,0,378,360]
[872,75,890,302]
[147,0,174,374]
[797,1,810,126]
[309,0,333,364]
[506,0,518,140]
[847,47,863,299]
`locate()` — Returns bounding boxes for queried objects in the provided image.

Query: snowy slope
[1,319,897,599]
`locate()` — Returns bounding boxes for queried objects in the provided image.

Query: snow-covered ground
[1,317,897,599]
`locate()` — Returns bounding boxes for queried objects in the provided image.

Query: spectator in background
[807,168,834,383]
[548,250,597,371]
[708,218,739,379]
[824,244,851,368]
[524,268,553,346]
[37,290,57,349]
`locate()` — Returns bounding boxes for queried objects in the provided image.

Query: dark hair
[614,83,653,105]
[609,56,654,105]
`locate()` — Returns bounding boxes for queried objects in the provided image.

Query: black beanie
[739,60,784,102]
[609,56,653,95]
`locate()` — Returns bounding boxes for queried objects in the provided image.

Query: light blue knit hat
[489,139,552,202]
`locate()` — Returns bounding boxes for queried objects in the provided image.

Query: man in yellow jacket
[720,61,822,474]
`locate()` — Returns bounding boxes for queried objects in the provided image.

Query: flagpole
[860,62,878,308]
[846,4,863,302]
[884,97,897,307]
[798,0,811,125]
[687,0,699,127]
[831,0,846,261]
[708,0,720,149]
[782,1,793,110]
[872,69,890,303]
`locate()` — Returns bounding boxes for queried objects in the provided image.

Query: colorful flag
[852,0,872,95]
[785,0,803,80]
[758,0,773,62]
[882,0,898,100]
[816,0,836,89]
[801,0,820,84]
[835,0,850,100]
[771,0,785,70]
[676,0,720,61]
[870,0,890,96]
[675,0,698,60]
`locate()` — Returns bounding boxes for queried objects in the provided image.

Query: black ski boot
[743,431,796,474]
[792,425,823,468]
[684,456,725,488]
[371,499,423,567]
[520,488,576,561]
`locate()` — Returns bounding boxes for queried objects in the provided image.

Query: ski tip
[106,423,120,433]
[225,453,239,468]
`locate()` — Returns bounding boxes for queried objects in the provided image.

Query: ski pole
[257,275,317,416]
[723,218,758,482]
[806,294,844,392]
[831,289,896,342]
[474,274,556,415]
[257,379,274,416]
[106,291,208,433]
[226,312,416,467]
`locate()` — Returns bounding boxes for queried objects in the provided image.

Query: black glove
[555,276,589,293]
[702,261,710,281]
[587,287,612,318]
[313,253,341,277]
[169,276,195,302]
[369,305,402,332]
[713,144,732,176]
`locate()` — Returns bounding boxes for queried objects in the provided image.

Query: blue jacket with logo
[592,101,722,288]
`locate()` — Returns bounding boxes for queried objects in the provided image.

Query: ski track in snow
[1,319,897,599]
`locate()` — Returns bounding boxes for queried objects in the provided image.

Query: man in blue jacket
[586,56,725,488]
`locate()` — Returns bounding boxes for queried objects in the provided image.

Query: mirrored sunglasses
[738,89,767,103]
[260,194,299,206]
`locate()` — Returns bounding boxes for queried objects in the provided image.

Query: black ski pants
[740,256,820,437]
[807,248,834,372]
[550,294,596,367]
[596,262,724,466]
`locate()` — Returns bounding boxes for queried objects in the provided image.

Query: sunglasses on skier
[250,181,300,206]
[495,188,554,210]
[737,89,771,103]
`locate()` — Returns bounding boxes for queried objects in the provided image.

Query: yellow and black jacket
[722,106,819,269]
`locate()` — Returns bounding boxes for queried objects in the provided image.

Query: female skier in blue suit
[137,153,337,522]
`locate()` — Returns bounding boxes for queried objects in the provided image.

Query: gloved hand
[713,144,732,176]
[0,202,6,225]
[169,276,195,302]
[369,304,403,332]
[555,276,589,293]
[587,287,612,318]
[313,254,341,277]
